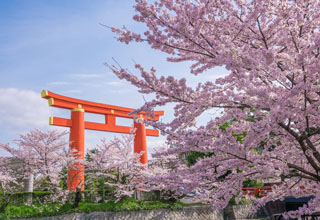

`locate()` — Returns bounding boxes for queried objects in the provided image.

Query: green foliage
[109,198,185,211]
[85,148,99,162]
[186,151,214,166]
[228,196,252,206]
[84,176,116,202]
[219,121,232,131]
[232,131,246,144]
[0,197,190,219]
[0,191,52,207]
[59,166,68,190]
[77,202,112,212]
[81,190,95,202]
[84,149,118,201]
[219,120,247,143]
[141,190,161,201]
[0,213,8,220]
[167,201,184,210]
[57,203,73,214]
[243,178,264,188]
[0,195,10,213]
[3,203,62,219]
[226,178,263,207]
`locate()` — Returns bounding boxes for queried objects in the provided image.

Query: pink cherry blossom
[0,129,72,202]
[108,0,320,217]
[86,133,145,202]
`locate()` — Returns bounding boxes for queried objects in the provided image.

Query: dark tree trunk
[72,187,82,209]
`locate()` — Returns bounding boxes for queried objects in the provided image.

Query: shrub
[4,191,52,206]
[0,198,189,219]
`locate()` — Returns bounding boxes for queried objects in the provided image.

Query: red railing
[242,186,273,197]
[242,185,312,197]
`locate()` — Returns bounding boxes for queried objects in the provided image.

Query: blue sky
[0,0,229,158]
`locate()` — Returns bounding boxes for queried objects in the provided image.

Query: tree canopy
[109,0,320,217]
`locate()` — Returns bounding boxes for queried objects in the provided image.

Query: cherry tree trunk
[23,174,34,204]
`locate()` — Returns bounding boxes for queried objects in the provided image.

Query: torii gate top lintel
[41,89,164,120]
[41,90,164,136]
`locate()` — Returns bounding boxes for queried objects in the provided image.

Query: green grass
[76,199,185,212]
[2,203,67,219]
[0,199,190,219]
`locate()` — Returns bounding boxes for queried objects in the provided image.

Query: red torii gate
[41,90,164,191]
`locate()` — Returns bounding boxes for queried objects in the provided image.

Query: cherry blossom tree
[86,133,145,202]
[0,129,71,202]
[109,0,320,217]
[141,145,189,202]
[0,156,20,211]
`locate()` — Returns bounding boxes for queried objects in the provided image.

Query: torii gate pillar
[67,105,85,191]
[134,118,148,164]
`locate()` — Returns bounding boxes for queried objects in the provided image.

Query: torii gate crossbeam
[41,90,164,191]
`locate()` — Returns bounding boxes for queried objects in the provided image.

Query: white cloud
[0,88,59,133]
[0,88,71,156]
